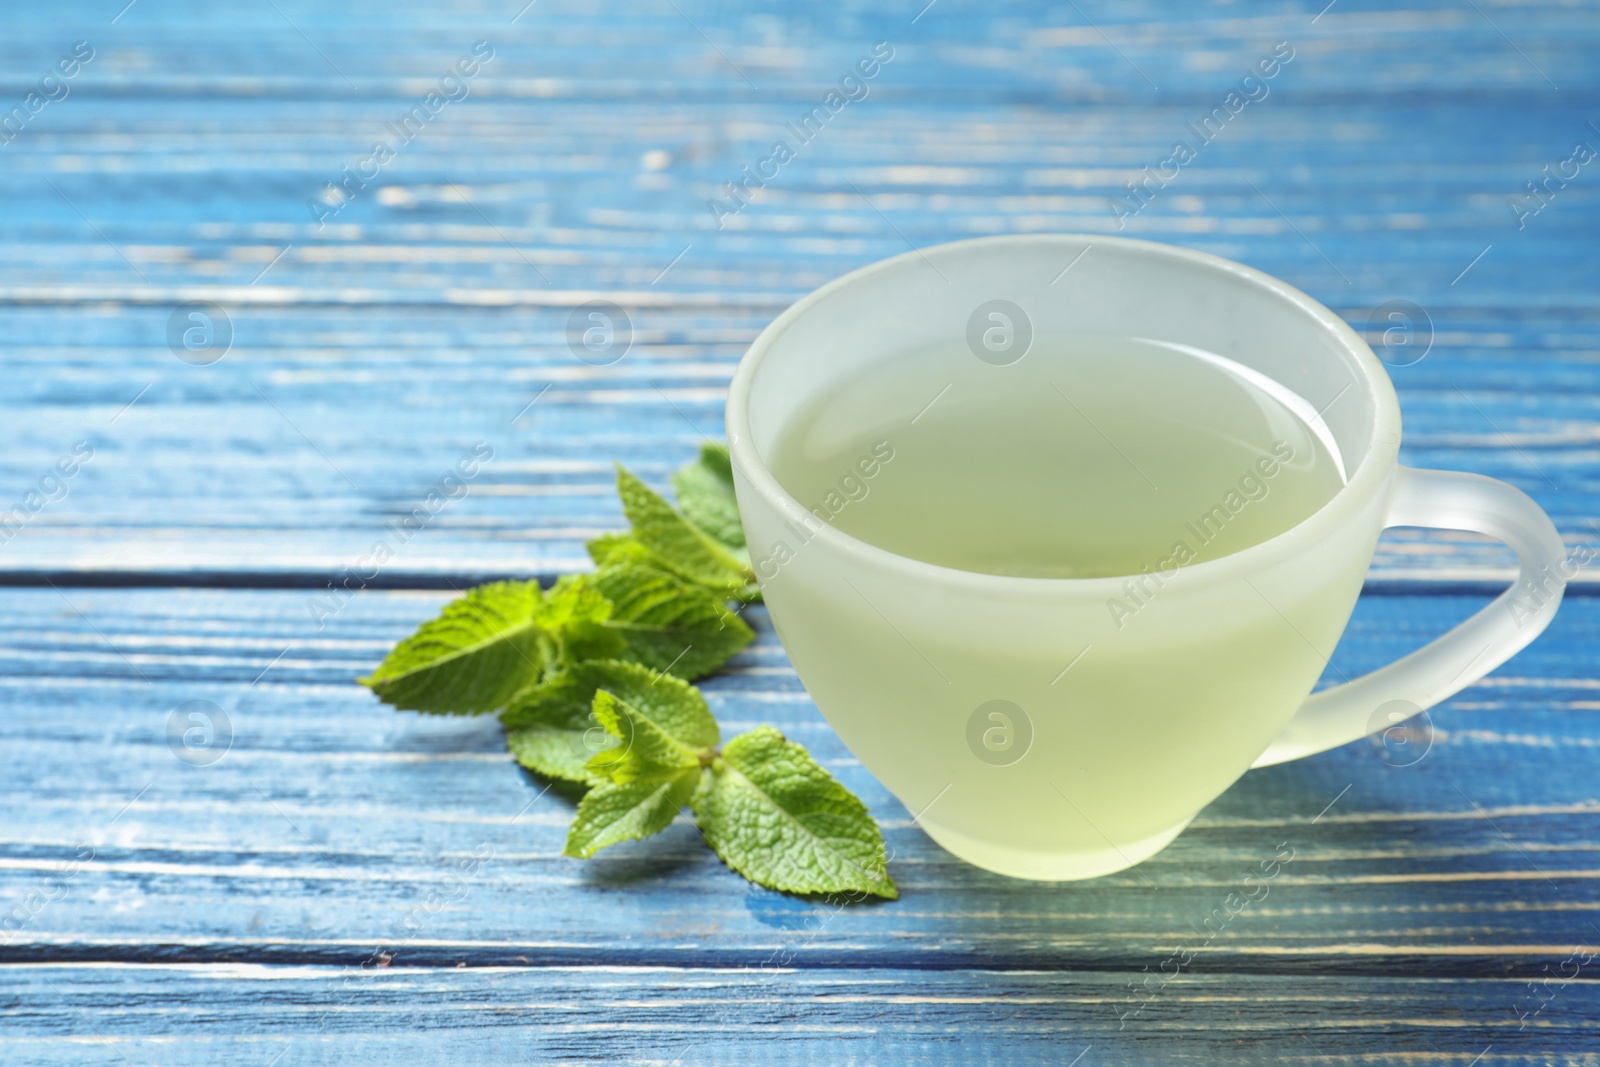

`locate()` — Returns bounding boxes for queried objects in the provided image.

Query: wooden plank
[1,588,1596,976]
[3,964,1592,1066]
[3,2,1597,99]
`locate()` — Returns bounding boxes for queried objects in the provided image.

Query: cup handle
[1251,466,1567,768]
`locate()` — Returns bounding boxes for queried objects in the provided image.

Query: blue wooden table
[2,1,1598,1062]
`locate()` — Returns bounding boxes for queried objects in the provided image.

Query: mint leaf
[594,562,753,680]
[534,573,612,631]
[616,465,751,593]
[361,580,544,714]
[566,674,715,857]
[563,770,700,859]
[586,532,688,580]
[586,532,651,567]
[585,688,705,783]
[501,667,621,784]
[502,659,717,782]
[582,659,720,752]
[535,574,626,666]
[693,726,897,899]
[672,442,745,549]
[588,532,683,575]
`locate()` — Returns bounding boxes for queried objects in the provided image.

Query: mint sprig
[360,447,897,900]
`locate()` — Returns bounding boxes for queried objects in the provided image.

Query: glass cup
[726,234,1567,881]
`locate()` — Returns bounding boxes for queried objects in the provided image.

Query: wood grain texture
[0,1,1595,579]
[2,588,1599,1060]
[5,965,1595,1066]
[2,0,1598,1060]
[1,589,1596,973]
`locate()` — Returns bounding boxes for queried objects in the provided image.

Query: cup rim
[726,233,1402,596]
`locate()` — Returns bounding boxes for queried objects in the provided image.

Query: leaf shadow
[579,825,716,887]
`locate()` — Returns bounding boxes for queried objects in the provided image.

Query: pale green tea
[768,336,1346,579]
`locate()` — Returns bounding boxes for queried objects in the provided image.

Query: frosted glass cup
[726,234,1567,881]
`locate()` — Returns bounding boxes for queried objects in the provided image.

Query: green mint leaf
[534,574,612,629]
[360,580,544,714]
[616,465,751,593]
[534,574,626,666]
[593,562,754,680]
[586,532,651,567]
[587,532,681,573]
[501,666,622,784]
[671,442,746,549]
[591,533,761,605]
[563,769,700,859]
[693,726,897,899]
[585,689,705,782]
[502,659,717,782]
[581,659,720,751]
